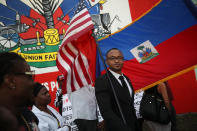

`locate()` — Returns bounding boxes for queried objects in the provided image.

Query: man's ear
[4,74,15,89]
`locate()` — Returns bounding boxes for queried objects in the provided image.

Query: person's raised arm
[157,82,171,111]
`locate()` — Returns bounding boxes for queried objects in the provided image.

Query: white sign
[134,91,144,119]
[62,94,78,130]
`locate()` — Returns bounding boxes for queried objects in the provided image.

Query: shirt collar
[109,69,123,80]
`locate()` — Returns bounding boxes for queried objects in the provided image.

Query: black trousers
[74,119,97,131]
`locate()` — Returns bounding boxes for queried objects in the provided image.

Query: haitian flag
[96,0,197,91]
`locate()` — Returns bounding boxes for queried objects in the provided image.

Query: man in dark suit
[95,48,140,131]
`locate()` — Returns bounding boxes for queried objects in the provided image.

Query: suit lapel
[124,75,134,102]
[107,72,131,102]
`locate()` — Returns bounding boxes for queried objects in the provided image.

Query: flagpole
[95,36,127,125]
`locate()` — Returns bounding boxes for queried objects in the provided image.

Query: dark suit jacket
[95,71,139,131]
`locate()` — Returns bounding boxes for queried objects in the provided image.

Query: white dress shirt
[32,105,69,131]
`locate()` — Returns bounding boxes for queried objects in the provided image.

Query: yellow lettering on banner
[45,53,57,61]
[20,52,57,62]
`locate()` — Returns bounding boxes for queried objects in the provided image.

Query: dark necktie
[119,76,130,96]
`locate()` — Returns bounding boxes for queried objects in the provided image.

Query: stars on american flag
[74,0,87,15]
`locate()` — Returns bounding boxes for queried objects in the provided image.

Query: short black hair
[33,82,45,97]
[0,52,26,85]
[105,48,123,58]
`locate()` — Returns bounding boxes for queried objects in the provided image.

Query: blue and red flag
[96,0,197,91]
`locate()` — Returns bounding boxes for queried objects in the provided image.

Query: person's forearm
[157,83,171,111]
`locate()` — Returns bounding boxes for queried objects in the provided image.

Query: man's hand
[97,120,105,130]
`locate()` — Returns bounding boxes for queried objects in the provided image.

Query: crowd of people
[0,49,176,131]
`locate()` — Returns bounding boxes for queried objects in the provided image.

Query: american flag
[56,1,94,93]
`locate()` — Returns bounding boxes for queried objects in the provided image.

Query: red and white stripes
[56,7,94,93]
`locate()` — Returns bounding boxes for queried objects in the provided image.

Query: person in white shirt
[32,82,71,131]
[70,85,98,131]
[54,74,101,131]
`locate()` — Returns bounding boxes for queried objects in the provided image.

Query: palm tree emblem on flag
[130,40,159,63]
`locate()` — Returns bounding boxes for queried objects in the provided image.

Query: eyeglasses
[107,57,124,61]
[14,70,35,80]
